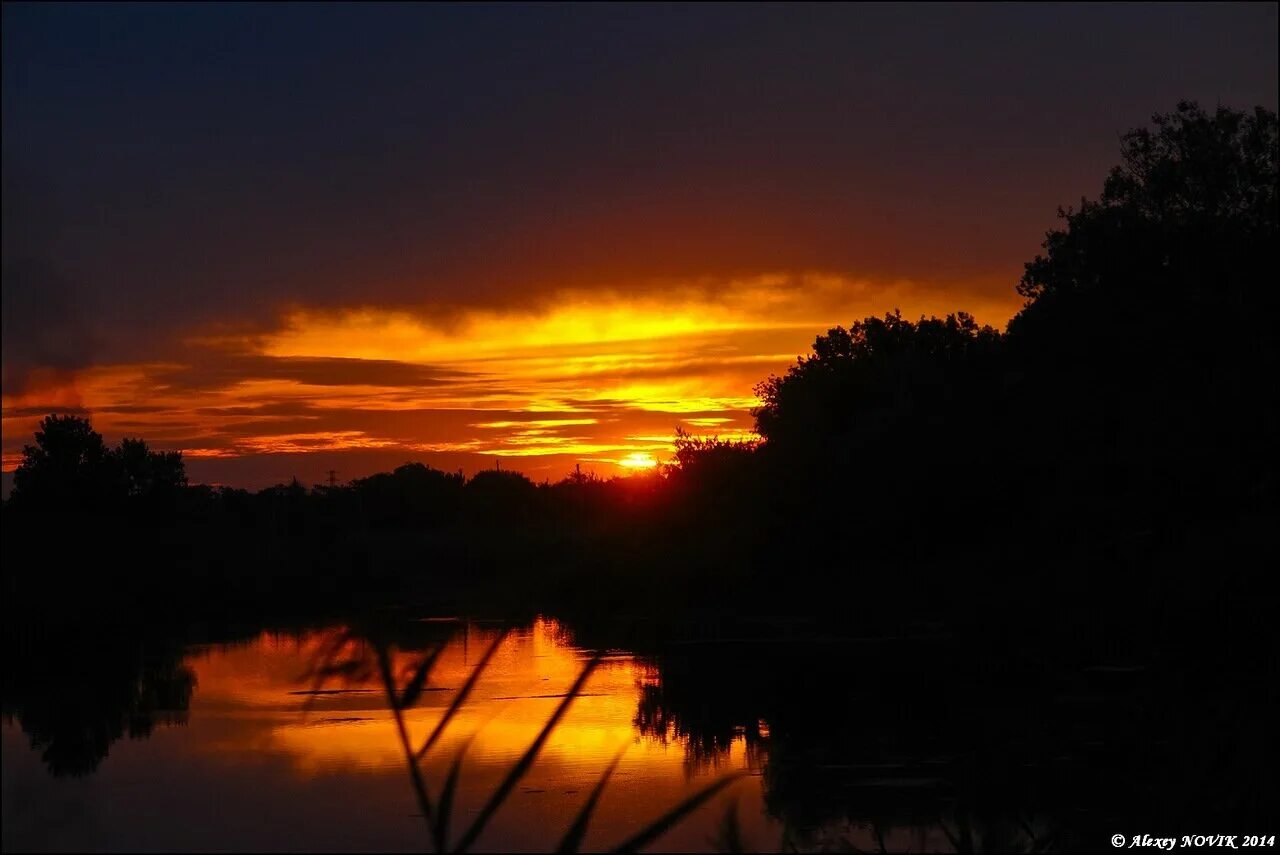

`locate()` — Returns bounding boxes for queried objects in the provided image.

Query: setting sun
[618,451,659,470]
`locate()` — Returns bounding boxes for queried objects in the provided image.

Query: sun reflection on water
[178,618,772,852]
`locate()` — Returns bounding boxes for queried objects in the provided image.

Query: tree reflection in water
[299,618,744,854]
[5,614,1273,853]
[4,630,195,778]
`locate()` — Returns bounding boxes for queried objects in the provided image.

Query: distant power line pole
[327,469,339,488]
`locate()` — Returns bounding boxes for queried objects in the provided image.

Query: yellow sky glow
[1,274,1022,483]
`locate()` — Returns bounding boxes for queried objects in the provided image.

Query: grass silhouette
[302,620,744,853]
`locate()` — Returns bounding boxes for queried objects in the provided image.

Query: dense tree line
[10,414,187,510]
[3,103,1276,635]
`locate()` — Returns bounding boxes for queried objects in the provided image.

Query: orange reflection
[189,621,656,772]
[181,619,772,851]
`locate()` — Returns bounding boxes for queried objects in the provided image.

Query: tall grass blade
[940,812,974,854]
[432,733,476,853]
[707,799,743,854]
[873,820,888,853]
[452,653,602,853]
[610,773,744,854]
[555,745,628,854]
[375,645,435,829]
[416,627,510,762]
[941,823,961,853]
[400,643,446,710]
[298,629,351,716]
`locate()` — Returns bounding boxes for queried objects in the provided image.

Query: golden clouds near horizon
[1,275,1023,482]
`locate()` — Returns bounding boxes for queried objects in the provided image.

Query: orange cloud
[2,273,1021,485]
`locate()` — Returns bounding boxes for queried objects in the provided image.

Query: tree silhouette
[753,310,1002,451]
[11,414,115,510]
[1016,102,1276,307]
[10,414,188,511]
[351,462,464,528]
[116,437,188,499]
[1009,101,1279,514]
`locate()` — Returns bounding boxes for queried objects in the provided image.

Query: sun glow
[617,451,659,470]
[1,274,1021,483]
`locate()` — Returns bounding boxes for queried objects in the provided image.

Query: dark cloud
[3,4,1276,363]
[153,354,477,393]
[2,404,170,417]
[1,172,101,395]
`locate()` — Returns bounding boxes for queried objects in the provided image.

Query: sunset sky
[3,3,1276,490]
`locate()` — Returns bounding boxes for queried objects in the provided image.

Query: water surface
[3,617,824,852]
[6,613,1098,852]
